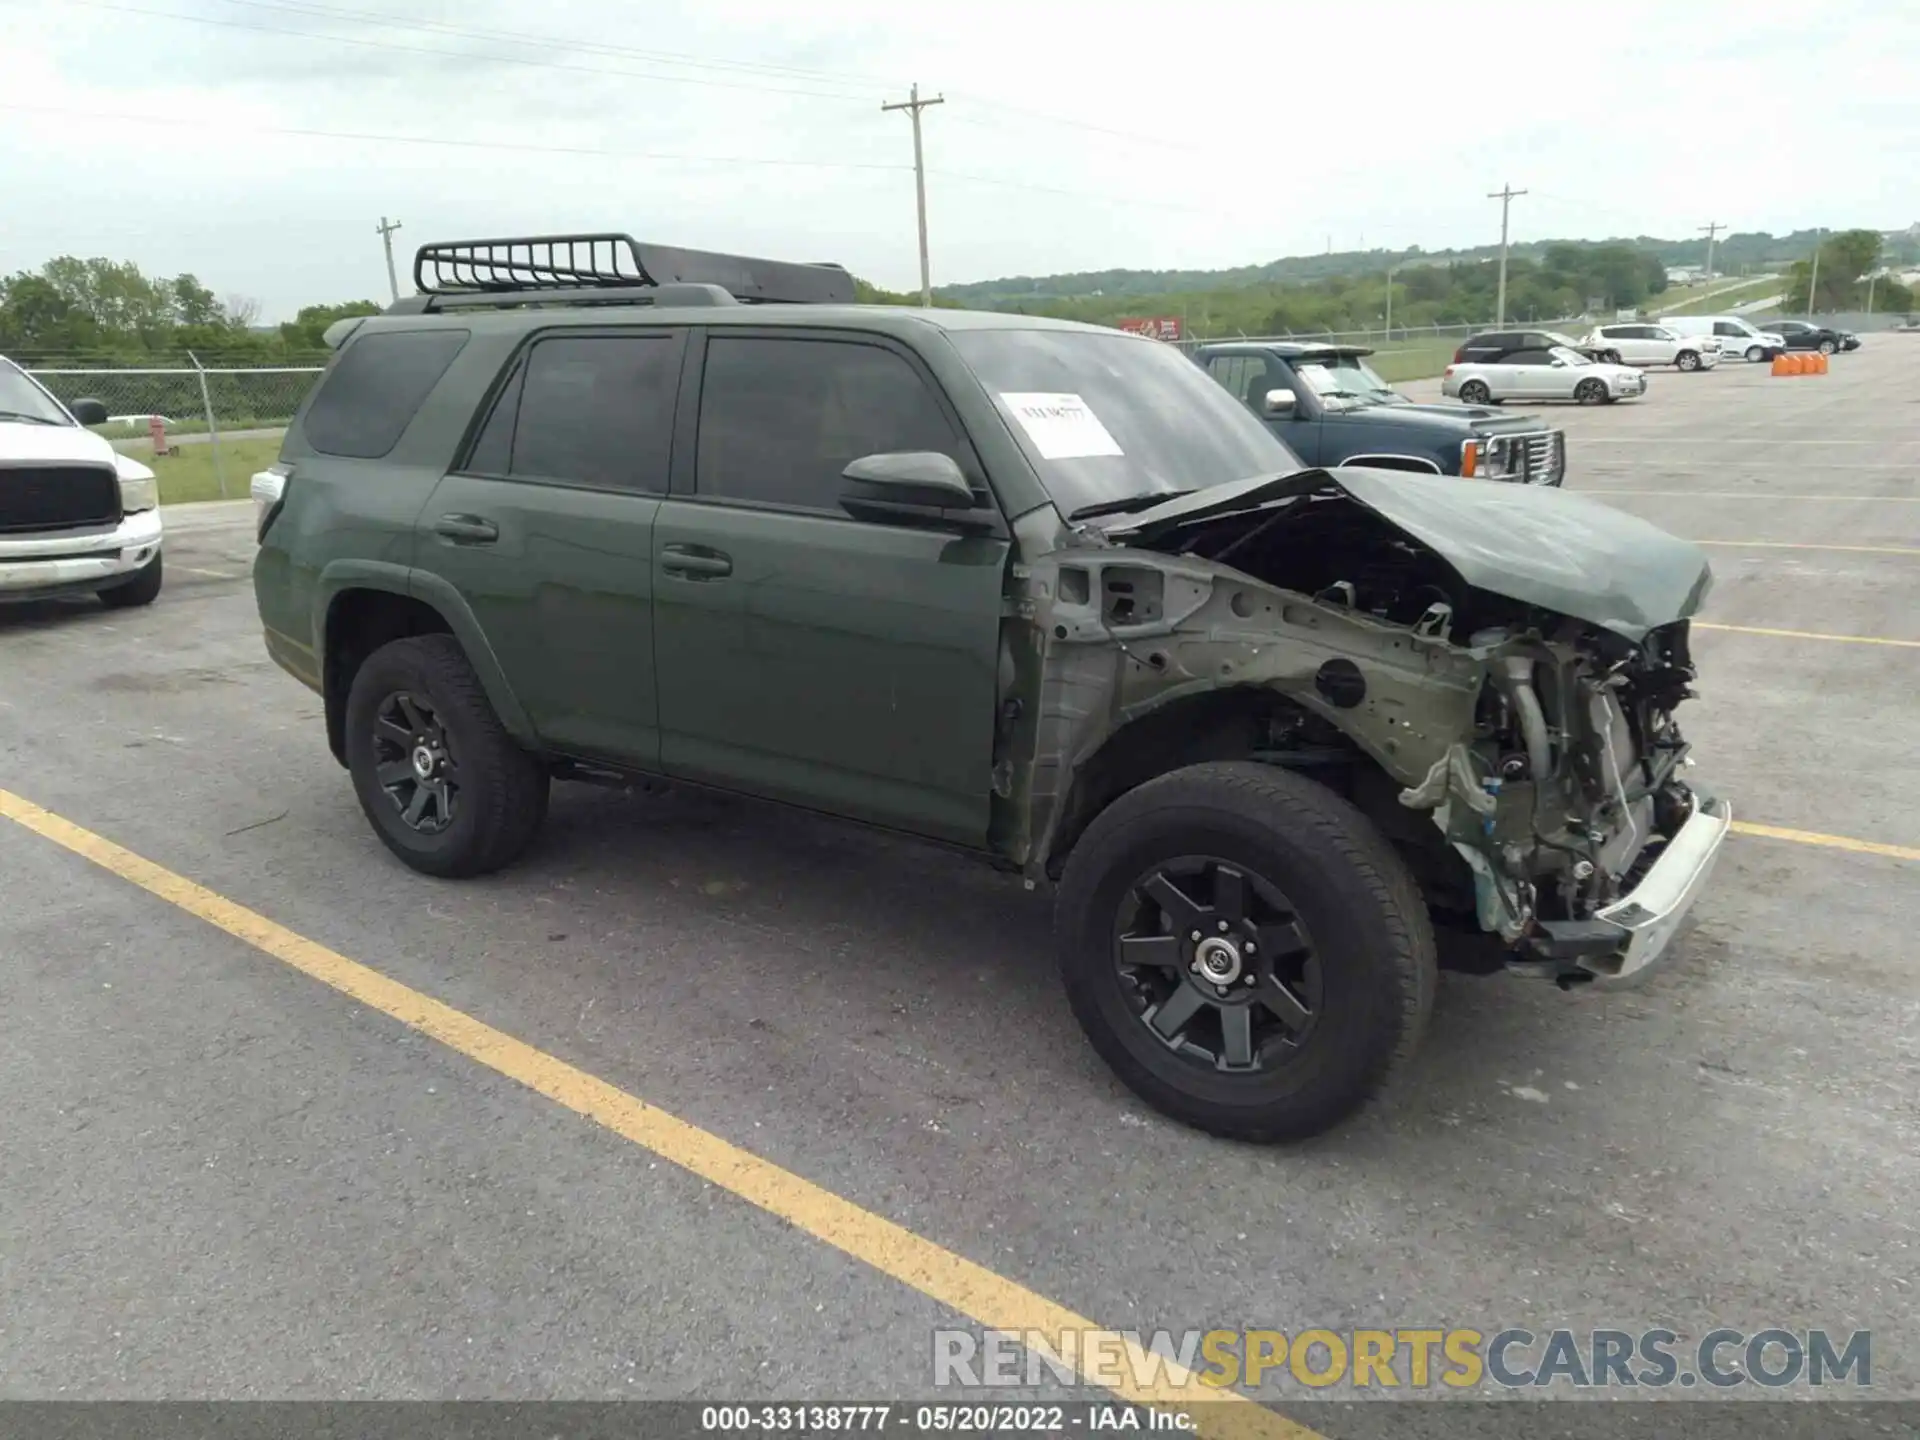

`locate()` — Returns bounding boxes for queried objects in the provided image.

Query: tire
[1818,338,1835,355]
[1575,378,1609,405]
[1054,761,1437,1143]
[1457,379,1492,405]
[1745,345,1764,363]
[1675,350,1700,372]
[98,552,162,608]
[343,633,549,878]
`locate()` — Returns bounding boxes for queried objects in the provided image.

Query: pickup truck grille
[1511,431,1566,486]
[0,464,123,535]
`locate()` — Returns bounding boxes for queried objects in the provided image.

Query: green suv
[255,234,1732,1142]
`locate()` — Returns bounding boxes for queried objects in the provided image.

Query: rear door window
[303,329,470,458]
[463,332,685,493]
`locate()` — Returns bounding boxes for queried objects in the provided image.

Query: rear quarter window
[302,328,470,459]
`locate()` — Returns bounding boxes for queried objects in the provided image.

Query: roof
[1196,341,1376,359]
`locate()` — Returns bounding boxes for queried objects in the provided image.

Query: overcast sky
[3,0,1914,319]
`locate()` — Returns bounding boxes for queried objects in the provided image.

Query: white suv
[0,357,164,608]
[1584,322,1721,372]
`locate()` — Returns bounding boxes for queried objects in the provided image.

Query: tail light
[1452,346,1466,362]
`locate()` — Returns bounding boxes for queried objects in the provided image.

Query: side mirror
[69,398,109,426]
[1262,388,1296,416]
[840,451,980,516]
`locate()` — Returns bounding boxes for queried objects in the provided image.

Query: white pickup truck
[0,356,164,608]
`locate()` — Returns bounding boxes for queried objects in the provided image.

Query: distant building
[1666,265,1706,285]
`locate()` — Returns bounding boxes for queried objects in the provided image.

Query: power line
[882,84,945,307]
[0,102,911,171]
[1487,182,1528,326]
[65,1,882,104]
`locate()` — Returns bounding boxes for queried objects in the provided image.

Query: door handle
[660,545,732,578]
[433,514,498,543]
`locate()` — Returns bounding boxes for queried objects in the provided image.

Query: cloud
[2,0,1912,317]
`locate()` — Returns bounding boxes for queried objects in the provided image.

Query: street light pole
[882,83,945,307]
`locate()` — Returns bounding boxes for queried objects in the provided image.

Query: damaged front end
[1001,467,1730,987]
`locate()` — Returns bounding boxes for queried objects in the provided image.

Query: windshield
[946,328,1303,519]
[1542,331,1585,350]
[1292,354,1405,408]
[0,360,74,426]
[1548,345,1594,366]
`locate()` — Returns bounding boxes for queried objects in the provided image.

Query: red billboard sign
[1117,316,1183,342]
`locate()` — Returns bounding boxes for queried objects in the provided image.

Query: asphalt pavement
[3,342,1917,1435]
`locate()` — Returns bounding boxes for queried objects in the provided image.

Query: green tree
[277,299,383,350]
[1779,228,1884,312]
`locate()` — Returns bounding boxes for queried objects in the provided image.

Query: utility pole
[1805,227,1824,318]
[1384,262,1398,340]
[881,83,944,307]
[1700,220,1722,283]
[376,216,403,304]
[1866,269,1878,316]
[1487,182,1527,327]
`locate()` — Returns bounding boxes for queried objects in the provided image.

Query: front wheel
[344,633,550,878]
[1675,350,1701,372]
[1457,379,1492,405]
[1575,378,1609,404]
[98,552,162,608]
[1054,761,1437,1143]
[1818,339,1836,355]
[1746,345,1765,363]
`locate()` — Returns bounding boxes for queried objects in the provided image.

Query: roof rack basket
[410,233,856,306]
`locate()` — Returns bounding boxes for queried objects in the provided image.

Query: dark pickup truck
[1194,342,1567,485]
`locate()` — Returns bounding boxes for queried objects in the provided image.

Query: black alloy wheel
[1114,856,1320,1072]
[370,690,459,835]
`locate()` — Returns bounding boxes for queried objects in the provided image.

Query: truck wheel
[1054,761,1436,1143]
[98,553,163,608]
[343,633,549,878]
[1745,345,1765,363]
[1675,350,1701,372]
[1457,379,1492,405]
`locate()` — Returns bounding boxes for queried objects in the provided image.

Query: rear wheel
[98,552,162,608]
[1054,761,1437,1143]
[1575,377,1609,404]
[1457,379,1492,405]
[1675,350,1701,372]
[344,633,549,878]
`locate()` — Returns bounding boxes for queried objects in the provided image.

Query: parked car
[1662,315,1784,363]
[1442,345,1648,405]
[1582,323,1721,372]
[254,231,1730,1143]
[0,356,165,608]
[1454,329,1616,366]
[1193,342,1566,484]
[1766,319,1858,354]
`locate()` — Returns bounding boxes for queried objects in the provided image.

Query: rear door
[413,328,684,767]
[650,329,1010,847]
[1498,348,1560,398]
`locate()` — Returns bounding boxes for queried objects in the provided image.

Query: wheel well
[1042,688,1295,879]
[1041,685,1478,914]
[323,589,453,765]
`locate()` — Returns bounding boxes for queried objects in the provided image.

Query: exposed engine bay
[997,469,1721,981]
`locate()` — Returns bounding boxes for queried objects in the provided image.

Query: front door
[413,328,686,767]
[651,330,1010,848]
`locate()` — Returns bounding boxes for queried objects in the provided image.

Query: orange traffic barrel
[1814,351,1830,374]
[1787,352,1807,375]
[1771,354,1791,376]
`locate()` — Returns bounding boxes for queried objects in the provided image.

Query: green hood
[1098,466,1713,642]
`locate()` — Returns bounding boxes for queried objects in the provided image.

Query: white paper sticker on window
[998,392,1124,460]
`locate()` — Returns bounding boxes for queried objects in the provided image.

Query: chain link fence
[28,364,324,501]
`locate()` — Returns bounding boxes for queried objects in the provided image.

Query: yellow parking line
[1732,822,1920,864]
[1693,621,1920,648]
[1692,541,1920,556]
[0,787,1309,1440]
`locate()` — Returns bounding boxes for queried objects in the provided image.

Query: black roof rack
[407,233,857,308]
